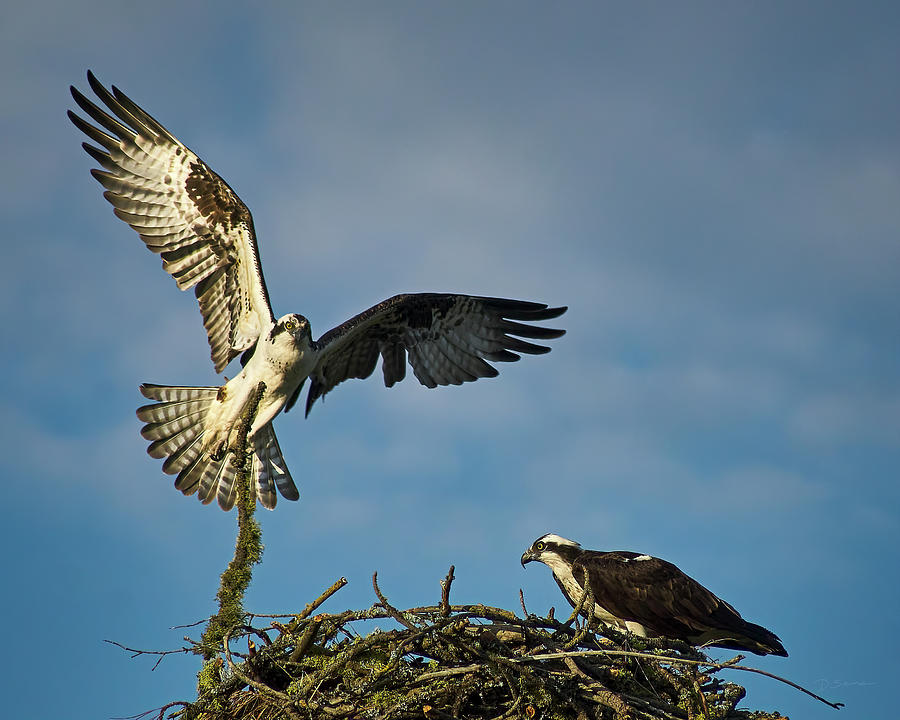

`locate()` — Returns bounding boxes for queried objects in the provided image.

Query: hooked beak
[520,550,537,568]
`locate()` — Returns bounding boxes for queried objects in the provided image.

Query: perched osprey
[521,534,787,656]
[68,71,566,511]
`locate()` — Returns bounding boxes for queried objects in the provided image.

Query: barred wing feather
[300,293,567,416]
[68,71,274,373]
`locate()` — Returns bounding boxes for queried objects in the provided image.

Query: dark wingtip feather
[68,108,107,145]
[480,364,501,378]
[138,383,164,400]
[501,319,567,340]
[69,84,87,105]
[86,69,106,98]
[279,486,300,502]
[518,305,568,322]
[544,305,568,319]
[70,82,136,142]
[136,405,154,421]
[70,84,101,119]
[82,142,111,165]
[502,336,554,355]
[90,168,115,186]
[495,302,568,321]
[483,349,521,363]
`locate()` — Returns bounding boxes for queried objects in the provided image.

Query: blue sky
[2,2,898,718]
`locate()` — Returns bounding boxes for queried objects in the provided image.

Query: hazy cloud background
[2,2,897,718]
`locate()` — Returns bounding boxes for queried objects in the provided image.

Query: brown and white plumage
[68,71,273,374]
[136,384,298,510]
[522,534,787,656]
[70,72,567,511]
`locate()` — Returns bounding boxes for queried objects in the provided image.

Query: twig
[564,581,588,629]
[110,701,190,720]
[103,639,193,671]
[243,612,301,619]
[283,576,349,638]
[299,577,348,620]
[372,572,418,630]
[520,649,844,710]
[416,663,482,682]
[288,617,322,663]
[169,619,207,630]
[564,578,596,649]
[155,701,190,720]
[440,565,455,617]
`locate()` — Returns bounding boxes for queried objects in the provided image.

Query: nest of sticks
[148,568,806,720]
[129,391,838,720]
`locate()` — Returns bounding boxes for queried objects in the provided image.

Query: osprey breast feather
[69,72,567,511]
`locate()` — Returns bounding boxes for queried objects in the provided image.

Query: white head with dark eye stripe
[521,533,582,570]
[269,313,312,345]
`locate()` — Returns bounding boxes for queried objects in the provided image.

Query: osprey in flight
[69,71,566,511]
[521,534,787,656]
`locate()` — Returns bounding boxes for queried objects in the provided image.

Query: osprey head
[521,533,582,568]
[270,313,312,345]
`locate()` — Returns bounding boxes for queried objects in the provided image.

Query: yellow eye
[535,541,545,551]
[284,321,295,331]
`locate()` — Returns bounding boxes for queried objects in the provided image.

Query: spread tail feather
[252,425,300,509]
[137,383,300,510]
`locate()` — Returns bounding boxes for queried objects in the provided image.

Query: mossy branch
[199,382,266,661]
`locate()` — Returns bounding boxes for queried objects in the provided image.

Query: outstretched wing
[296,293,566,417]
[574,552,728,638]
[68,71,275,373]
